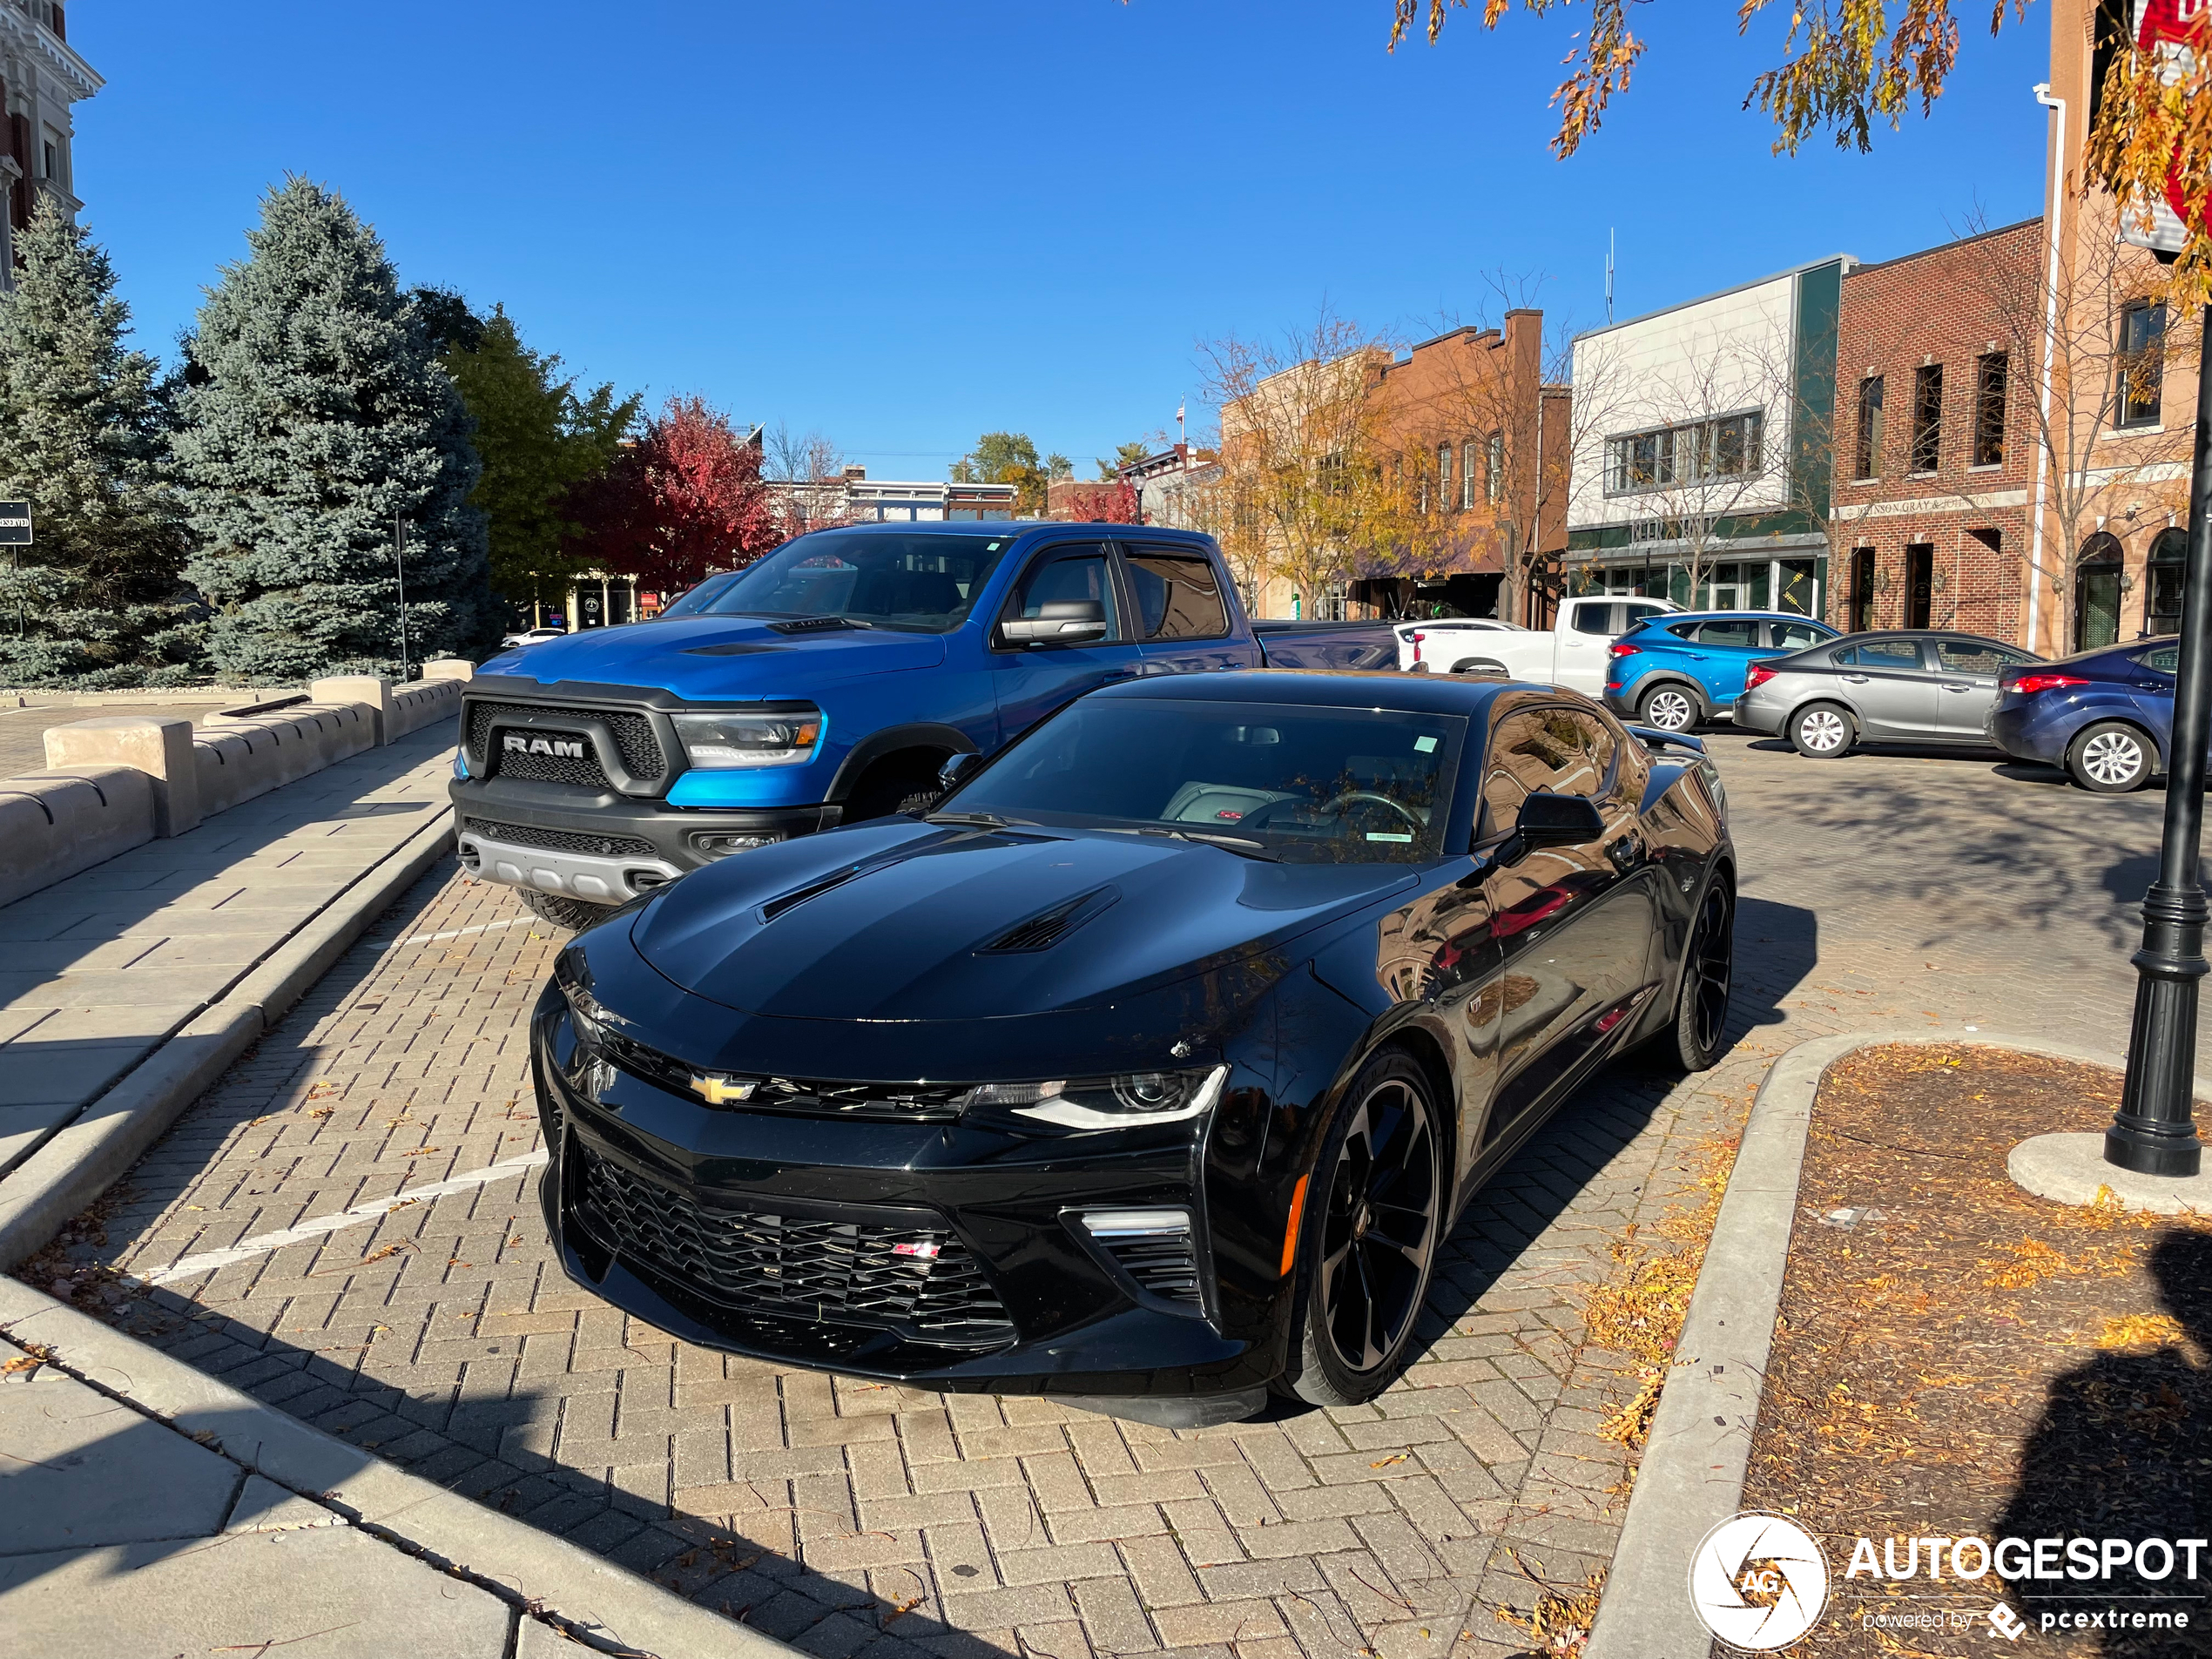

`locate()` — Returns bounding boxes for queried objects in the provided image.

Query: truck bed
[1251,618,1400,672]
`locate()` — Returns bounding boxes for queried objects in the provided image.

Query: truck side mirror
[937,752,983,792]
[1001,599,1107,646]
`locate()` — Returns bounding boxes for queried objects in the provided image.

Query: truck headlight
[961,1066,1226,1130]
[671,707,823,769]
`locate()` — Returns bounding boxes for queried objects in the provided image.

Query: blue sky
[80,2,2048,476]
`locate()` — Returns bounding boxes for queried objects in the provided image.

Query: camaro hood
[479,616,946,698]
[630,819,1418,1022]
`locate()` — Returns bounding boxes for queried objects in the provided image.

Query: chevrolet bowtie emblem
[688,1073,758,1106]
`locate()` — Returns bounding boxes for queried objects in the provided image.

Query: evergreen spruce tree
[172,179,495,680]
[0,199,200,687]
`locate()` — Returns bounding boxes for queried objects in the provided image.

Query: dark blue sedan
[1987,637,2179,792]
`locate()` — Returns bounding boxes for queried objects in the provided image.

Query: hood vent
[759,864,864,923]
[683,642,781,657]
[768,616,866,635]
[982,885,1119,954]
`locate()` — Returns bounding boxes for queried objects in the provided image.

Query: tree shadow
[1991,1228,2212,1655]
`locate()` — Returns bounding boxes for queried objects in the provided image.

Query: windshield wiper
[924,811,1032,829]
[1128,826,1282,860]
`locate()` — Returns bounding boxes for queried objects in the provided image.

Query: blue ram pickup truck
[453,521,1397,926]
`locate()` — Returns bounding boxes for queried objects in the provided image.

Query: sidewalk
[0,725,460,1258]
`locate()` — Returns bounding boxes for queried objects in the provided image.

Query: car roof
[1831,630,2025,646]
[1642,610,1831,625]
[2049,635,2169,666]
[789,520,1213,546]
[1090,668,1536,717]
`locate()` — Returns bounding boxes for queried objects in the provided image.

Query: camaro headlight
[961,1065,1226,1130]
[672,707,823,769]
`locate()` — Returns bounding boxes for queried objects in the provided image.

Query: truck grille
[574,1144,1013,1339]
[466,699,669,787]
[461,816,657,860]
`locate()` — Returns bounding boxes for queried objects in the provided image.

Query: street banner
[0,501,31,545]
[2119,0,2212,254]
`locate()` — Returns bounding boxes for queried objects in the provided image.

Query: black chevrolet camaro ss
[531,671,1734,1426]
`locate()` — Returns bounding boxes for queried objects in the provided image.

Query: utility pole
[393,514,411,682]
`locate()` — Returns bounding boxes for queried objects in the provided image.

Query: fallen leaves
[2098,1312,2186,1350]
[1,1343,55,1379]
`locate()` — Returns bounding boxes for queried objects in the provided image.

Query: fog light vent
[1080,1209,1203,1312]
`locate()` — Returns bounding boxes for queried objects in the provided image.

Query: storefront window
[2148,528,2186,637]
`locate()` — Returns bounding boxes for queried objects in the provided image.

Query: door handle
[1843,673,1871,684]
[1943,683,1972,692]
[1605,833,1644,873]
[1100,669,1137,683]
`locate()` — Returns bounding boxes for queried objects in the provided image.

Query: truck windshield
[687,531,1015,633]
[944,698,1465,865]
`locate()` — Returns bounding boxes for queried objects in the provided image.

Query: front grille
[467,699,669,786]
[462,817,657,860]
[575,1144,1012,1339]
[1082,1211,1204,1312]
[585,1027,969,1122]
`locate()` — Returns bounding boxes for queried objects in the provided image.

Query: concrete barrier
[193,702,378,817]
[44,717,200,836]
[0,765,156,909]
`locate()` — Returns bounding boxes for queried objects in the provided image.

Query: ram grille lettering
[503,733,587,759]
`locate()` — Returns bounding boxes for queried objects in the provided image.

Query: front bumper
[452,776,838,904]
[529,981,1278,1412]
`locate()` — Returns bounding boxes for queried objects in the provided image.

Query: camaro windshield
[687,532,1016,633]
[947,698,1465,864]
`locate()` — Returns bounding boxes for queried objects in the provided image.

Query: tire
[896,788,944,816]
[1278,1049,1447,1408]
[1789,701,1856,759]
[515,887,617,932]
[1637,683,1701,732]
[843,755,945,823]
[2067,720,2156,793]
[1670,879,1735,1072]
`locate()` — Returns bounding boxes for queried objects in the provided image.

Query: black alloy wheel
[1673,880,1734,1071]
[1282,1050,1445,1406]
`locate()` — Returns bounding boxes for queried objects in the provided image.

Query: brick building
[1827,219,2044,642]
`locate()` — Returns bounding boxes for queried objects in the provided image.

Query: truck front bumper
[450,777,840,905]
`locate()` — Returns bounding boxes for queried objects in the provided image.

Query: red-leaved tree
[566,395,786,590]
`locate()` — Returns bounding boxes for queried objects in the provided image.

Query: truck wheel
[897,789,944,816]
[844,756,945,823]
[1636,684,1700,732]
[515,888,616,932]
[2067,721,2155,793]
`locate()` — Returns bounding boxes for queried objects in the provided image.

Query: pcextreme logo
[1689,1513,1831,1650]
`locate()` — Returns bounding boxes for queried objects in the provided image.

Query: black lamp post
[2110,302,2212,1177]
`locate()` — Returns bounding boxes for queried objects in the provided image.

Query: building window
[41,139,56,181]
[1461,439,1478,509]
[1438,442,1453,498]
[2117,300,2167,428]
[2148,526,2187,636]
[1909,364,1943,474]
[1604,411,1764,495]
[1972,354,2007,467]
[1853,376,1884,480]
[1486,432,1503,503]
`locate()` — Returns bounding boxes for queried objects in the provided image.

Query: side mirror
[937,752,983,792]
[1001,599,1108,646]
[1514,792,1605,846]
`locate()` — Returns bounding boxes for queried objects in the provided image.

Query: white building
[0,1,98,273]
[1565,255,1851,617]
[772,465,1019,528]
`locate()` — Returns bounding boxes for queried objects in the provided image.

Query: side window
[2137,644,2179,674]
[1124,548,1230,641]
[1770,622,1826,650]
[1571,603,1618,637]
[1005,547,1120,640]
[1934,638,2030,674]
[1479,708,1615,839]
[1665,621,1702,641]
[1849,639,1926,671]
[1696,620,1760,648]
[1622,603,1668,627]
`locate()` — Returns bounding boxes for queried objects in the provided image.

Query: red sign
[2129,0,2212,250]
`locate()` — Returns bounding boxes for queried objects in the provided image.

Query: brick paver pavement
[33,732,2176,1659]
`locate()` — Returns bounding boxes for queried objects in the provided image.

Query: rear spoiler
[1628,725,1707,756]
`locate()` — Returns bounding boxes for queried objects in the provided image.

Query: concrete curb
[0,805,458,1273]
[1584,1027,2134,1659]
[0,1278,801,1659]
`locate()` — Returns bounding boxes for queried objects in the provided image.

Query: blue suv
[1602,610,1838,731]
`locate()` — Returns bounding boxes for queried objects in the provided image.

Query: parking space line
[375,916,535,948]
[135,1149,550,1287]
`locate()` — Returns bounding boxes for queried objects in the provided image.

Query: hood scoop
[759,864,864,922]
[982,885,1120,954]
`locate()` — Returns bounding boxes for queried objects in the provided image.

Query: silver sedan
[1734,631,2042,759]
